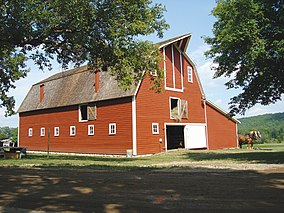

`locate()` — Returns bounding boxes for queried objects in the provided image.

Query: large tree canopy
[204,0,284,115]
[0,0,168,116]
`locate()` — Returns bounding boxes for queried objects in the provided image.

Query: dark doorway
[166,126,185,150]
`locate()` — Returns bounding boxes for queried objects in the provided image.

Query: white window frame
[79,105,88,122]
[40,128,45,137]
[28,128,33,137]
[70,126,76,136]
[88,125,95,136]
[54,127,60,137]
[187,66,193,83]
[170,97,181,119]
[109,123,116,135]
[152,123,159,135]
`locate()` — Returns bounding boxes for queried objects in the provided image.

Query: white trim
[187,66,193,83]
[152,123,159,135]
[165,87,183,93]
[236,123,239,148]
[28,128,33,137]
[109,123,116,135]
[132,96,137,155]
[164,122,207,151]
[18,116,20,146]
[180,51,184,90]
[79,105,88,122]
[203,99,209,149]
[171,44,176,89]
[169,97,181,119]
[158,33,192,49]
[70,126,76,136]
[163,47,167,89]
[40,127,45,137]
[88,124,95,136]
[54,127,60,137]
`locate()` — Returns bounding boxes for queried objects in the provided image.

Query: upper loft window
[79,105,96,122]
[170,97,188,120]
[150,70,158,77]
[187,66,193,83]
[170,98,180,119]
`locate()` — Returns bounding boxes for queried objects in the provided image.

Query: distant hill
[238,112,284,143]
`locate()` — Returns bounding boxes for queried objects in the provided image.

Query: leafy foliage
[0,0,168,116]
[238,112,284,143]
[204,0,284,115]
[0,126,18,142]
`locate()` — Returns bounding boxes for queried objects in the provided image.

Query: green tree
[0,0,168,116]
[204,0,284,115]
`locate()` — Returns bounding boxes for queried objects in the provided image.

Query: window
[109,123,116,135]
[54,127,60,137]
[187,66,193,83]
[152,123,159,134]
[28,128,33,137]
[40,128,45,137]
[170,98,180,119]
[88,125,95,136]
[79,105,88,121]
[170,97,188,120]
[150,70,157,76]
[70,126,76,136]
[79,105,97,122]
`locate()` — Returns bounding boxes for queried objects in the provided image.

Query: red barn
[18,34,239,155]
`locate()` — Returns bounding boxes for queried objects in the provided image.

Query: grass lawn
[0,143,283,170]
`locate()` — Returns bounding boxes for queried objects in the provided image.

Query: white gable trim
[132,96,137,155]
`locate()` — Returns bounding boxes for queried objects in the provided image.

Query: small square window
[40,128,45,137]
[54,127,60,137]
[109,123,116,135]
[152,123,159,134]
[70,126,76,136]
[188,66,193,83]
[28,128,33,137]
[88,125,95,136]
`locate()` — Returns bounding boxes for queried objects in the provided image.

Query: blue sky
[1,0,283,127]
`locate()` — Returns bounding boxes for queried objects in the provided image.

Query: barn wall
[206,104,238,149]
[19,97,133,154]
[135,44,205,155]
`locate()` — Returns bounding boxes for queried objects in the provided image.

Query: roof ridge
[35,65,89,85]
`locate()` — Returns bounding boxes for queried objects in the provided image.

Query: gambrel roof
[18,34,195,113]
[18,65,137,113]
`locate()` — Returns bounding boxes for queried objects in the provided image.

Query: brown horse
[238,131,261,149]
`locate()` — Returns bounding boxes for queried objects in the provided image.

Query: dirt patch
[152,160,284,172]
[0,166,283,212]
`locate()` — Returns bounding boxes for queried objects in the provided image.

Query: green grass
[0,143,283,170]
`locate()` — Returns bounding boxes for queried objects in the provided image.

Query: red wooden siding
[135,45,205,155]
[19,98,133,154]
[165,46,174,88]
[173,46,182,90]
[206,104,238,149]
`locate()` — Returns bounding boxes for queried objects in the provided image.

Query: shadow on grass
[184,151,284,164]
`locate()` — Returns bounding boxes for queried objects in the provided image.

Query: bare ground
[0,163,283,213]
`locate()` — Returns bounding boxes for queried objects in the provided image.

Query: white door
[184,124,207,149]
